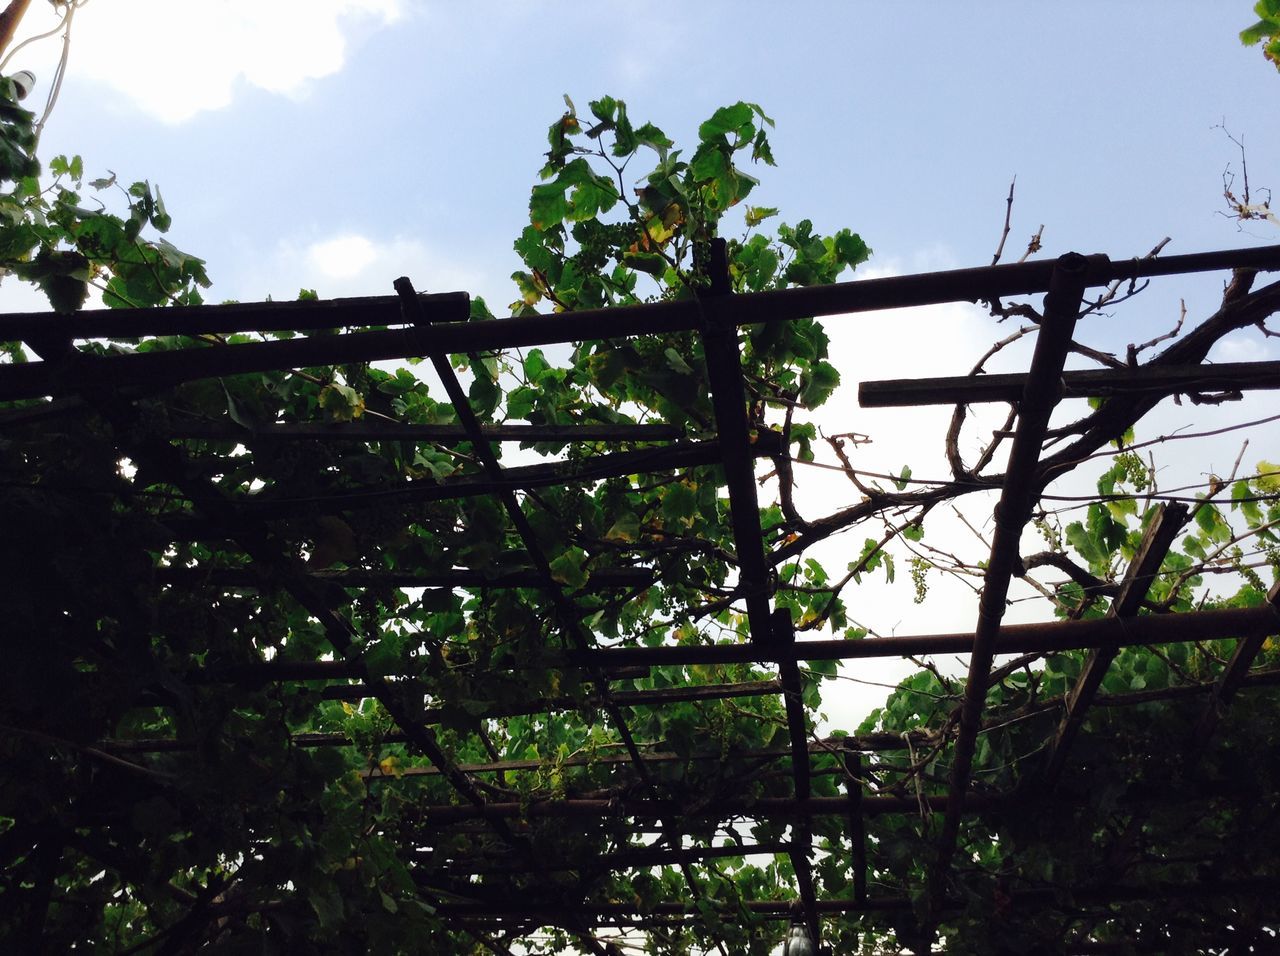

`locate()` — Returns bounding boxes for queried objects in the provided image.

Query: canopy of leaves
[1,87,1279,956]
[1242,0,1280,71]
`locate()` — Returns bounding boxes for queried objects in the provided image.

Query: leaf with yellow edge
[604,512,640,543]
[318,382,365,423]
[378,755,403,778]
[549,547,590,588]
[1256,460,1280,493]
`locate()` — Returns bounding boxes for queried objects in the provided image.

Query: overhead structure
[4,241,1280,953]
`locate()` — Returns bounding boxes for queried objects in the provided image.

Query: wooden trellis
[4,240,1280,953]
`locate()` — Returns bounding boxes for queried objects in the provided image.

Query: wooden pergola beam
[105,669,1280,758]
[6,245,1279,401]
[929,253,1092,919]
[4,244,1277,345]
[771,610,819,942]
[859,360,1280,408]
[1190,578,1280,747]
[1042,502,1190,784]
[165,420,686,443]
[435,839,792,876]
[700,239,774,647]
[548,603,1280,668]
[413,792,987,824]
[432,875,1280,921]
[159,434,779,533]
[155,565,655,591]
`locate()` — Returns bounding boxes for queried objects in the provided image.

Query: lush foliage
[844,461,1280,954]
[1242,0,1280,71]
[2,81,1279,956]
[0,79,208,323]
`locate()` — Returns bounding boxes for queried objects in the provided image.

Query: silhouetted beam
[414,793,987,824]
[431,876,1280,922]
[0,290,468,339]
[929,254,1090,920]
[845,750,868,904]
[545,603,1280,668]
[317,680,781,713]
[3,244,1277,344]
[1190,579,1280,747]
[859,360,1280,407]
[699,240,773,646]
[770,610,818,942]
[6,245,1278,399]
[1042,503,1189,784]
[166,421,686,443]
[160,435,779,532]
[437,840,791,876]
[155,565,655,591]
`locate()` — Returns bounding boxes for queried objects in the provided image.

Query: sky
[3,1,1279,726]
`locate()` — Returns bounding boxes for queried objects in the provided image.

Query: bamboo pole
[0,0,34,58]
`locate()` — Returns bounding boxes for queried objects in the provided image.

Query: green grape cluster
[1114,450,1151,491]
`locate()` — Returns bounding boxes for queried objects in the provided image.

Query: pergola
[4,239,1280,954]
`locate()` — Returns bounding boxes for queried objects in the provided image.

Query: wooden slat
[1042,503,1190,784]
[860,360,1280,408]
[928,253,1092,926]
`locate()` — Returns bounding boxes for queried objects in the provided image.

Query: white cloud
[306,235,379,281]
[29,0,404,123]
[262,232,489,300]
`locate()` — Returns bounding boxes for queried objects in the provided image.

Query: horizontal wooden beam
[5,245,1278,400]
[553,603,1280,668]
[155,565,655,591]
[433,876,1280,922]
[162,434,779,532]
[0,290,469,339]
[859,360,1280,408]
[323,678,781,711]
[166,421,686,443]
[437,839,791,876]
[414,792,987,824]
[6,244,1278,345]
[103,669,1280,758]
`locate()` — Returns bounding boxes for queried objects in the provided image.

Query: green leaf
[1195,503,1230,543]
[689,143,731,185]
[588,95,618,125]
[318,383,366,422]
[1257,460,1280,493]
[309,881,345,929]
[549,548,589,588]
[633,122,674,155]
[506,385,537,420]
[751,128,776,165]
[530,182,571,231]
[622,250,667,276]
[523,348,550,380]
[604,512,641,543]
[698,103,755,142]
[833,229,871,268]
[663,482,698,526]
[1241,18,1278,45]
[800,361,840,407]
[151,184,172,232]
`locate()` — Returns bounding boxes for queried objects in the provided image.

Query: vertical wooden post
[0,0,35,59]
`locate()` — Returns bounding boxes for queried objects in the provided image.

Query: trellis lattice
[4,240,1280,954]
